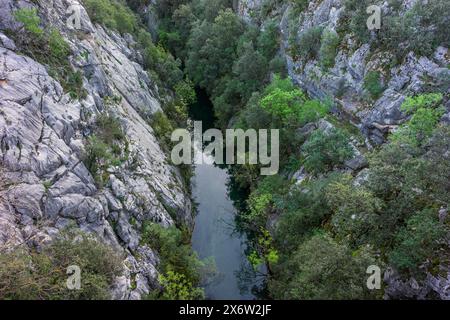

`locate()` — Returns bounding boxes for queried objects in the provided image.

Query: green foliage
[150,111,175,152]
[269,233,379,299]
[290,0,310,15]
[85,114,127,187]
[341,0,375,44]
[260,76,329,125]
[389,209,448,273]
[141,223,206,300]
[363,71,385,100]
[319,29,340,69]
[342,0,449,61]
[12,8,86,100]
[232,41,269,100]
[157,271,204,300]
[275,173,340,251]
[294,26,323,59]
[14,8,43,36]
[141,42,183,89]
[363,124,450,252]
[186,9,245,92]
[257,21,281,60]
[83,0,138,34]
[392,93,445,145]
[326,174,383,247]
[301,128,354,174]
[381,0,450,60]
[0,230,123,300]
[174,79,197,104]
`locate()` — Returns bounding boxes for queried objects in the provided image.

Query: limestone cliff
[0,0,192,299]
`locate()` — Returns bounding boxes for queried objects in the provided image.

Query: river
[189,89,257,300]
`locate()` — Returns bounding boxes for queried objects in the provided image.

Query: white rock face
[0,0,192,299]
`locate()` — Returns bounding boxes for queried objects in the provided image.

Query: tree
[389,209,448,273]
[232,42,268,100]
[260,76,329,126]
[186,9,244,92]
[392,93,445,146]
[319,29,340,69]
[269,233,379,299]
[301,128,354,174]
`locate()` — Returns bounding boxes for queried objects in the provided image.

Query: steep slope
[237,0,450,299]
[239,0,450,145]
[0,0,192,299]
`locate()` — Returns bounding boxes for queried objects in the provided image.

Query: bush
[141,223,206,300]
[150,111,175,151]
[269,233,379,299]
[275,174,340,251]
[389,209,447,273]
[260,75,329,126]
[156,271,204,300]
[85,114,127,186]
[13,8,86,100]
[290,0,310,15]
[301,128,354,174]
[363,71,385,100]
[326,174,383,247]
[319,29,340,69]
[295,26,324,59]
[14,8,43,36]
[0,230,123,300]
[392,93,445,145]
[83,0,138,34]
[174,79,197,104]
[380,0,450,60]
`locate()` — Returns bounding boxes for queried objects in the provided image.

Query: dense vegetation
[149,0,450,300]
[0,230,123,300]
[141,223,212,299]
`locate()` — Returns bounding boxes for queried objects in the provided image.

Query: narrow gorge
[0,0,449,301]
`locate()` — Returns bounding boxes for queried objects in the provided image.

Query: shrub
[14,8,43,36]
[290,0,310,15]
[295,26,324,59]
[269,233,379,299]
[0,230,123,300]
[301,128,354,174]
[257,21,280,60]
[260,75,329,125]
[342,0,376,44]
[83,0,138,34]
[85,114,127,186]
[12,8,86,100]
[274,174,339,251]
[363,71,385,100]
[141,223,206,300]
[174,79,197,105]
[157,271,204,300]
[150,111,175,151]
[389,209,447,273]
[392,93,445,145]
[319,29,340,69]
[326,174,383,247]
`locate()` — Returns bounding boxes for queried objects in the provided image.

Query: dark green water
[189,89,257,300]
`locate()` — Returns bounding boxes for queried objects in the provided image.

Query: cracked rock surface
[0,0,192,299]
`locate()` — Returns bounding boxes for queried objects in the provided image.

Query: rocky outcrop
[0,0,192,299]
[239,0,450,146]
